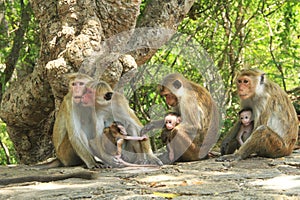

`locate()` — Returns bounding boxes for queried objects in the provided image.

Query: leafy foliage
[0,121,17,165]
[0,0,299,162]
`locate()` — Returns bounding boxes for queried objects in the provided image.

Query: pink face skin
[237,76,254,100]
[71,81,86,104]
[81,88,95,107]
[240,110,252,126]
[165,115,180,130]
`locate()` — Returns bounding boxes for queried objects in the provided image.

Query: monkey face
[165,115,179,130]
[70,78,91,104]
[236,76,255,100]
[240,110,252,126]
[81,88,96,106]
[159,86,179,107]
[82,80,113,107]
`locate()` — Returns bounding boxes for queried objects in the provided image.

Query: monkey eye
[72,82,85,86]
[237,79,249,84]
[87,90,93,94]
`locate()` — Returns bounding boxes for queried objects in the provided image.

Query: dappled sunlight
[0,180,104,195]
[250,175,300,190]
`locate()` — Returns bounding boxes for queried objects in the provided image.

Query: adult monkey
[81,80,163,166]
[218,69,298,161]
[52,73,120,169]
[141,73,220,163]
[50,73,98,169]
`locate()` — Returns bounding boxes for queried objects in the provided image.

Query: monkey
[218,69,299,161]
[140,73,220,164]
[236,108,254,146]
[81,80,163,166]
[100,121,161,167]
[164,112,181,131]
[51,73,104,169]
[160,112,181,162]
[103,121,148,159]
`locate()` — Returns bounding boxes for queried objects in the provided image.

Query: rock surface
[1,150,300,199]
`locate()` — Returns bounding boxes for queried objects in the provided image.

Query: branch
[0,1,31,97]
[263,10,287,91]
[0,139,11,164]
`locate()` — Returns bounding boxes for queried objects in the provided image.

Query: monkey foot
[215,154,241,162]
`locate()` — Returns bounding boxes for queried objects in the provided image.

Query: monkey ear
[157,85,163,92]
[173,80,182,89]
[260,73,265,85]
[104,92,113,101]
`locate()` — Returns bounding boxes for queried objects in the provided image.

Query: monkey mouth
[243,122,251,126]
[239,94,248,99]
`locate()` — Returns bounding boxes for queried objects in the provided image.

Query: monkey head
[67,73,93,104]
[236,69,265,100]
[164,113,181,130]
[238,108,253,126]
[81,80,113,107]
[158,73,187,107]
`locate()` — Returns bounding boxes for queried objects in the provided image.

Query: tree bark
[0,0,194,164]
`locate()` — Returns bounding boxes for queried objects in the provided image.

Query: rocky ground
[0,149,300,200]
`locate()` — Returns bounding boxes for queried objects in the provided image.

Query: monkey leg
[57,136,83,167]
[237,125,290,159]
[220,122,241,155]
[169,128,200,162]
[217,125,290,162]
[68,135,99,169]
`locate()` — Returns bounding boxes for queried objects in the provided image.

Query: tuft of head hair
[238,107,252,115]
[66,73,93,81]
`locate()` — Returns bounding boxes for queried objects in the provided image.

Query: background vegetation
[0,0,299,164]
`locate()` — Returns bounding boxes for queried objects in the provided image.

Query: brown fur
[51,73,99,169]
[83,80,163,166]
[219,69,298,161]
[101,122,158,167]
[236,109,254,146]
[141,73,220,164]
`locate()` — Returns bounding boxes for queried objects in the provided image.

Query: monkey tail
[198,101,220,159]
[0,171,98,186]
[31,158,63,169]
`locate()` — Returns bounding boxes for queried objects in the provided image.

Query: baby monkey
[236,108,254,146]
[164,112,182,130]
[161,112,181,142]
[161,112,181,162]
[104,121,148,159]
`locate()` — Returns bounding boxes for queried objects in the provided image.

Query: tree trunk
[0,0,194,164]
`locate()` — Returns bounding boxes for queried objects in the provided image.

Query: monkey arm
[116,138,124,158]
[236,129,244,146]
[52,96,70,152]
[67,126,98,169]
[123,135,148,141]
[140,119,165,135]
[220,121,242,155]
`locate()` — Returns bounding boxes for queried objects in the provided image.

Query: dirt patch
[1,150,300,199]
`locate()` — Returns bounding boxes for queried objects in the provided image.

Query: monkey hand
[141,135,148,141]
[215,154,242,162]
